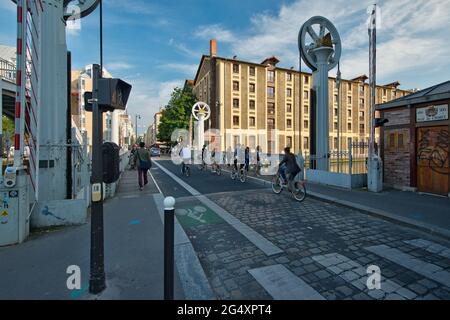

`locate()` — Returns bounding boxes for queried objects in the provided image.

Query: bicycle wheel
[231,168,237,180]
[185,166,190,177]
[240,169,246,183]
[216,166,222,176]
[271,175,283,194]
[292,182,307,202]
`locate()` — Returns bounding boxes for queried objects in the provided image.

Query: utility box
[103,142,120,184]
[368,156,383,193]
[0,170,30,246]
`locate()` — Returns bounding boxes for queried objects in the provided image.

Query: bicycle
[181,162,191,177]
[211,162,222,176]
[272,169,307,202]
[231,164,246,183]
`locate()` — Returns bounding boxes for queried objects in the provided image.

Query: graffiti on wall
[417,129,449,175]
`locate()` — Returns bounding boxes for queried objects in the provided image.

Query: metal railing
[303,140,369,174]
[0,58,16,83]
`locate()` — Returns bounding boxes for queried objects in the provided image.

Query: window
[249,83,255,93]
[233,99,239,108]
[287,73,292,82]
[304,90,309,100]
[233,81,239,91]
[334,94,338,104]
[249,117,256,127]
[334,137,338,149]
[348,110,352,118]
[359,111,365,121]
[304,106,309,114]
[359,86,364,95]
[287,103,292,113]
[268,70,275,82]
[287,88,292,97]
[348,83,352,91]
[383,88,387,96]
[233,64,239,73]
[304,120,309,129]
[287,119,292,129]
[267,102,275,115]
[249,67,255,76]
[249,100,255,110]
[348,123,352,131]
[359,98,365,108]
[398,133,404,149]
[334,108,338,117]
[334,122,338,130]
[304,76,309,84]
[286,136,293,148]
[348,96,352,104]
[249,136,256,149]
[359,124,365,134]
[233,135,240,147]
[233,116,240,126]
[267,86,275,98]
[267,118,275,130]
[303,137,309,149]
[389,133,395,148]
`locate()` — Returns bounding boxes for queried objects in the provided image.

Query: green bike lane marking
[175,200,225,229]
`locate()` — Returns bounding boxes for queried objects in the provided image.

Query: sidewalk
[0,169,184,300]
[244,173,450,240]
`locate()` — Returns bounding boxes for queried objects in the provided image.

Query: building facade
[377,81,449,196]
[191,40,411,155]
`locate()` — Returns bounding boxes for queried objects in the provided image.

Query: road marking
[148,169,163,194]
[153,194,215,300]
[153,160,283,256]
[248,265,325,300]
[366,244,450,287]
[312,253,414,300]
[404,239,450,260]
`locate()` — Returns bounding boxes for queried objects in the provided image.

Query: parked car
[150,146,161,157]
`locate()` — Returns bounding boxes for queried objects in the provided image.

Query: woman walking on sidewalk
[135,142,152,191]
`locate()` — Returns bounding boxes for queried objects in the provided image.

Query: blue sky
[1,0,449,134]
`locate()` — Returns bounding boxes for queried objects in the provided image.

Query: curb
[230,169,450,242]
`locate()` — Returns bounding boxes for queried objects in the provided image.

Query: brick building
[190,39,411,154]
[377,81,450,196]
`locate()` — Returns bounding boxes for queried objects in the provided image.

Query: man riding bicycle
[279,147,301,190]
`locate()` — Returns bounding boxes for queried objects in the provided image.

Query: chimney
[210,39,217,57]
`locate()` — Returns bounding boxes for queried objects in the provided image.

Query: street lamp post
[336,63,341,173]
[135,114,141,144]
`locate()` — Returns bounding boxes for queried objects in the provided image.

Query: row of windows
[232,63,310,84]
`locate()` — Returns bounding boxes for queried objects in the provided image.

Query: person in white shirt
[179,143,191,175]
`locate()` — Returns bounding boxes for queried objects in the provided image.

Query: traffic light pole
[89,63,106,294]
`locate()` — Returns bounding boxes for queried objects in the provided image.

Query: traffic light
[374,118,389,128]
[84,78,132,112]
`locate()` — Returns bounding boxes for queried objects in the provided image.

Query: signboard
[416,104,449,123]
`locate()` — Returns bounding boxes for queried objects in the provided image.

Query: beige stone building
[191,40,411,155]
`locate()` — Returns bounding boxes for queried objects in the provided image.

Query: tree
[157,86,197,145]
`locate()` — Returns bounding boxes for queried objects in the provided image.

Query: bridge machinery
[0,0,99,246]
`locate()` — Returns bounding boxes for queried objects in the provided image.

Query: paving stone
[368,290,385,300]
[352,292,372,300]
[407,283,428,296]
[224,279,238,291]
[315,270,332,280]
[396,287,417,300]
[304,264,319,273]
[418,278,439,290]
[275,256,290,264]
[385,293,406,300]
[336,286,354,297]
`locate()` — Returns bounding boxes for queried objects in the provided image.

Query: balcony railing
[0,58,16,83]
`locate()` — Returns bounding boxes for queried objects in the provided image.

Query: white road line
[248,265,325,300]
[153,160,283,257]
[404,239,450,260]
[366,244,450,287]
[148,169,163,194]
[312,253,415,300]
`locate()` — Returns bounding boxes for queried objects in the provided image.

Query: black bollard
[164,196,175,300]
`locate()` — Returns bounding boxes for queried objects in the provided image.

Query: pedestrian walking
[135,142,152,190]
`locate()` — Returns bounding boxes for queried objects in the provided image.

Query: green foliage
[157,86,197,145]
[2,115,14,137]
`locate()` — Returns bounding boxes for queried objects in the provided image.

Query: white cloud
[159,63,198,76]
[124,77,184,132]
[105,62,135,72]
[168,38,199,58]
[195,24,236,43]
[196,0,450,87]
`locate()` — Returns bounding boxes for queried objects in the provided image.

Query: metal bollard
[164,196,175,300]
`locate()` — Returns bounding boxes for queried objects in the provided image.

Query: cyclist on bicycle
[179,143,191,175]
[279,147,301,189]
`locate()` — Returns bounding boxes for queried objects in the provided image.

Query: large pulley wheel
[298,16,342,71]
[192,102,211,121]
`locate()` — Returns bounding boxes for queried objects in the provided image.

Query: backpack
[136,150,152,170]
